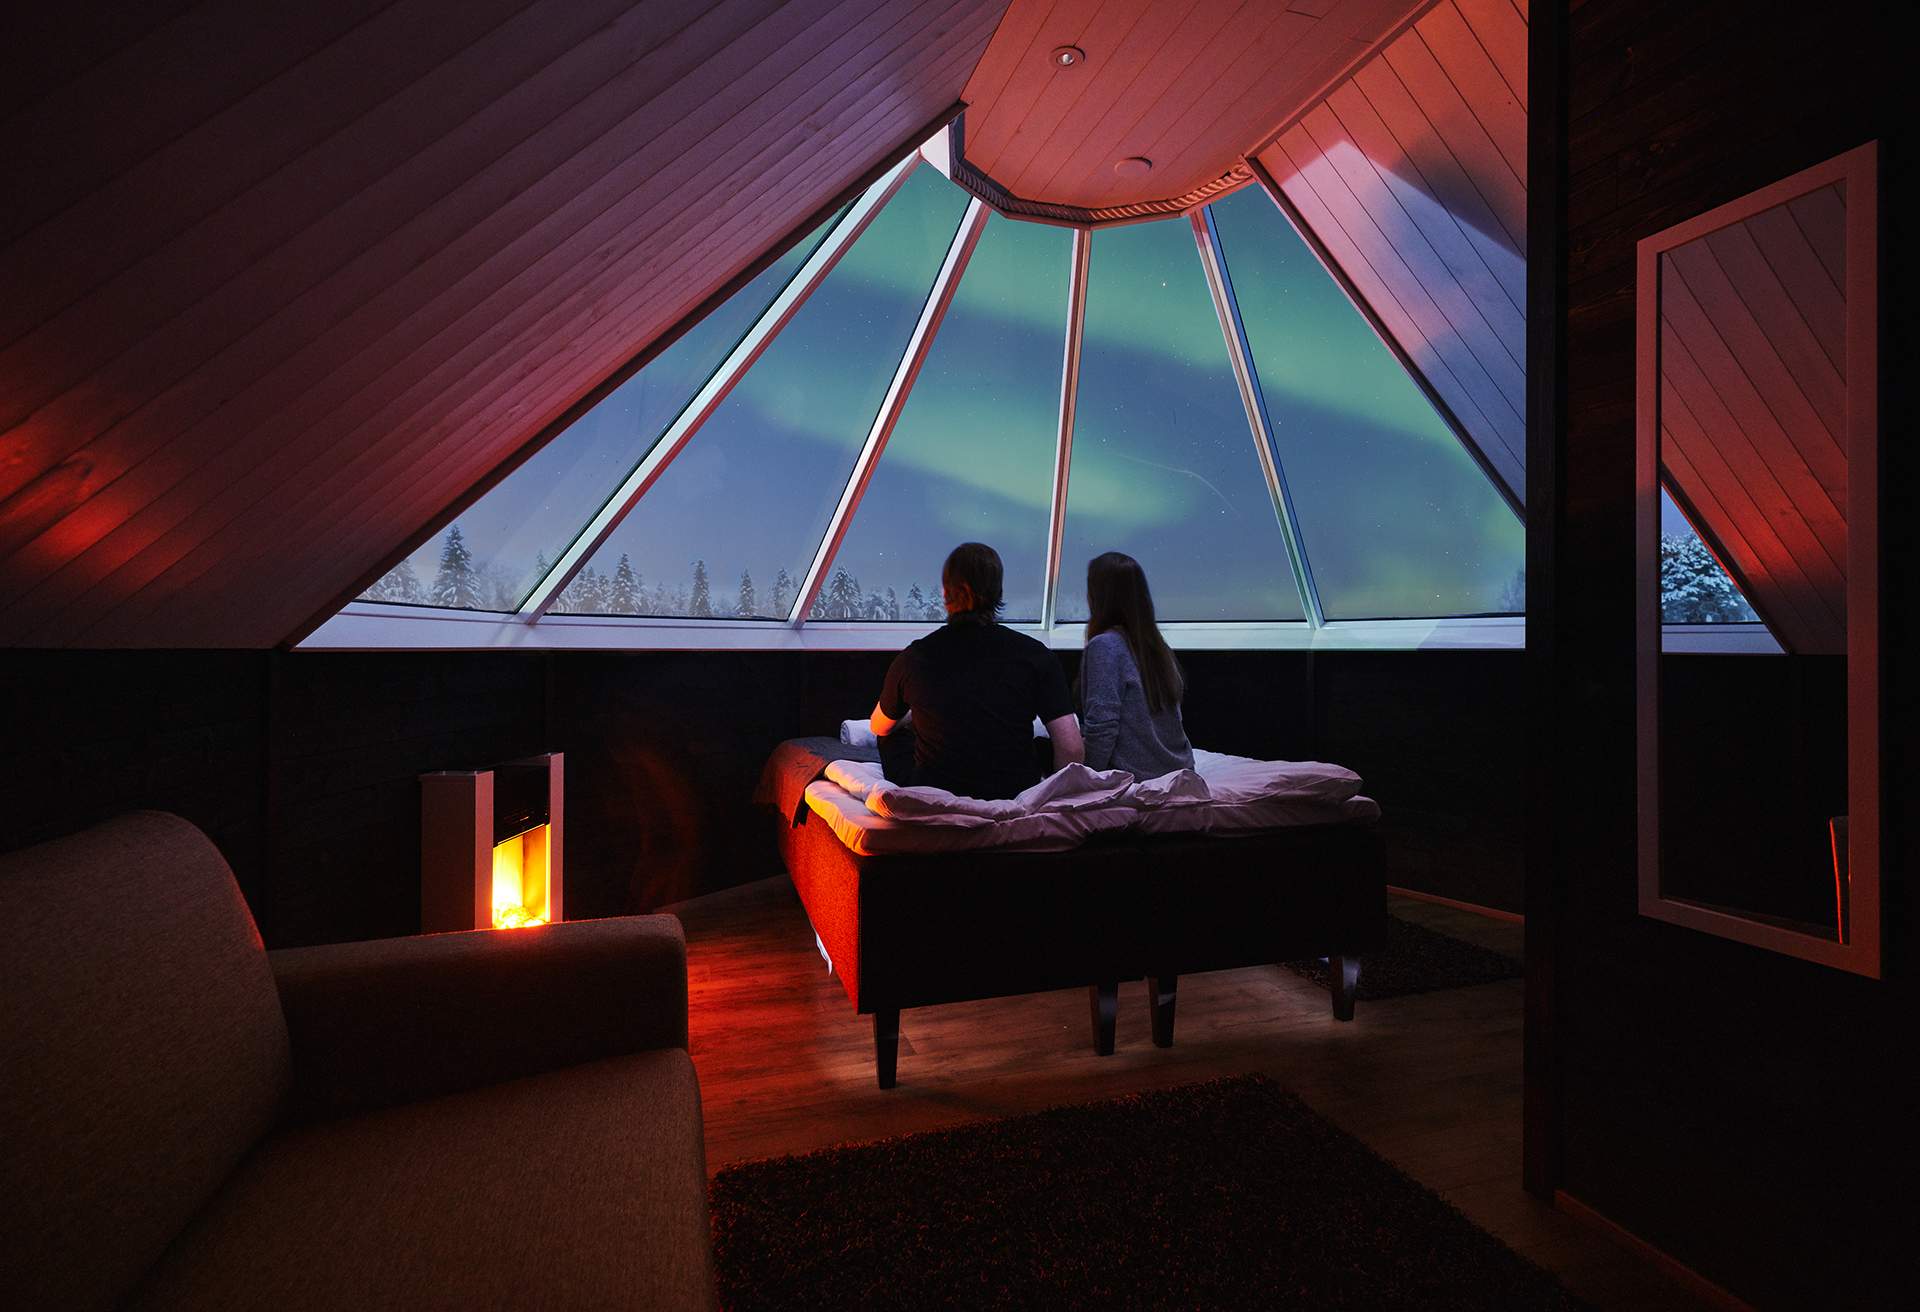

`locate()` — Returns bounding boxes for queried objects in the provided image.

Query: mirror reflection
[1646,170,1857,947]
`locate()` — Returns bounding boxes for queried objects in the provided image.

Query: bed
[757,736,1386,1087]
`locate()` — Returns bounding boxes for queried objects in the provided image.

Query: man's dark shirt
[877,618,1074,800]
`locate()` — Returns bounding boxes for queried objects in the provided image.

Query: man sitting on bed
[869,542,1085,800]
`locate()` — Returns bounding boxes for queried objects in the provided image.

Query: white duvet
[803,751,1379,857]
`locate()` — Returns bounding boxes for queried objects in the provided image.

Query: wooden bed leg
[1330,956,1360,1022]
[1089,982,1118,1056]
[874,1009,900,1088]
[1147,974,1177,1048]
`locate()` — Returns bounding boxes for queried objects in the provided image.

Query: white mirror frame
[1635,141,1879,977]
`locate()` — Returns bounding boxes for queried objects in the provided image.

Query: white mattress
[802,751,1379,857]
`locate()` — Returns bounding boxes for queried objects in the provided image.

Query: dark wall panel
[1658,654,1846,931]
[2,650,269,907]
[1314,651,1525,911]
[271,653,549,946]
[3,644,1532,952]
[553,651,819,920]
[1552,1,1907,1304]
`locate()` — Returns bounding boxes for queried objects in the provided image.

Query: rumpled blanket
[821,750,1363,826]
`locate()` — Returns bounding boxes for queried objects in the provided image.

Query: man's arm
[1045,714,1085,769]
[1034,641,1083,770]
[872,648,912,737]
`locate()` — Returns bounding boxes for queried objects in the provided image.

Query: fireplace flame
[491,825,552,930]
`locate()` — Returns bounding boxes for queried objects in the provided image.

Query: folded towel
[843,716,1046,747]
[839,719,878,748]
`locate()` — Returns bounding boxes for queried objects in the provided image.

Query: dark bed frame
[773,771,1387,1087]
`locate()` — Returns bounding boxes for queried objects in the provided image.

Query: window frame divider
[1040,226,1091,631]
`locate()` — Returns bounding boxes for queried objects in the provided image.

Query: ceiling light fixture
[1114,156,1153,178]
[1050,45,1084,68]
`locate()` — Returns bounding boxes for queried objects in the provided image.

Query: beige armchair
[0,811,715,1311]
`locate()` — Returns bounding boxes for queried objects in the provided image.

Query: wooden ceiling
[1256,0,1527,497]
[0,0,1007,647]
[954,0,1432,222]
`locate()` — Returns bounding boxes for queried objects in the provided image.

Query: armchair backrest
[0,812,290,1310]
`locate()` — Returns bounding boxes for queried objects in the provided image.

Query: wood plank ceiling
[1659,183,1850,655]
[0,0,1008,647]
[1255,0,1528,497]
[955,0,1430,221]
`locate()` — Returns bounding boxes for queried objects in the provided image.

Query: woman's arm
[869,701,899,738]
[1079,634,1123,771]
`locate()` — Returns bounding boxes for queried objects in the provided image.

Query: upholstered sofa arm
[270,914,688,1123]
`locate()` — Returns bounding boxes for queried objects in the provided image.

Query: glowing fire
[491,825,552,930]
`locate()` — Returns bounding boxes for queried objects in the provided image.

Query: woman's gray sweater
[1079,630,1196,777]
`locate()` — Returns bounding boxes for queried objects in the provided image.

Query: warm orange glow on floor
[492,825,552,929]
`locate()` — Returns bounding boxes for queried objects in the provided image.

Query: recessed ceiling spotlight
[1050,45,1084,68]
[1114,156,1153,178]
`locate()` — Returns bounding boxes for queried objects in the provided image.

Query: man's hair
[941,542,1004,621]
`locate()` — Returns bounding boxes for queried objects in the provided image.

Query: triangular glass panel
[821,213,1071,623]
[1056,217,1304,623]
[1659,486,1761,624]
[557,164,970,618]
[357,208,845,612]
[1206,184,1524,620]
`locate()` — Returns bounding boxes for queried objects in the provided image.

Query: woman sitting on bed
[869,542,1084,799]
[1079,551,1195,778]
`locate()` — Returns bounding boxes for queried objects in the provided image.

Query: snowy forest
[361,522,1752,626]
[361,524,953,621]
[1659,531,1759,623]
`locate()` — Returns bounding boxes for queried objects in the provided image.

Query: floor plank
[667,877,1712,1311]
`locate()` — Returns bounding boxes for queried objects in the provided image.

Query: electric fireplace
[420,753,563,932]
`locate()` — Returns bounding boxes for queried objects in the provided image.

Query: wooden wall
[1541,0,1908,1303]
[0,646,1527,948]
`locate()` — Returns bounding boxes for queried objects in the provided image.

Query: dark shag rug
[1283,913,1523,1001]
[709,1074,1578,1311]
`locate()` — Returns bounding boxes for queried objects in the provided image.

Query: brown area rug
[710,1074,1578,1311]
[1284,913,1523,1001]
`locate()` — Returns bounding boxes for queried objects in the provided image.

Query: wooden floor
[668,877,1711,1311]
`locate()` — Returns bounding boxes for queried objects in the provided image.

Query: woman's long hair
[1083,552,1183,712]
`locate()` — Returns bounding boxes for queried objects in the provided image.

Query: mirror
[1636,142,1879,976]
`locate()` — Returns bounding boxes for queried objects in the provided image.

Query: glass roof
[1208,187,1524,620]
[829,214,1070,623]
[558,165,969,618]
[1058,217,1303,623]
[362,210,842,612]
[359,149,1537,637]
